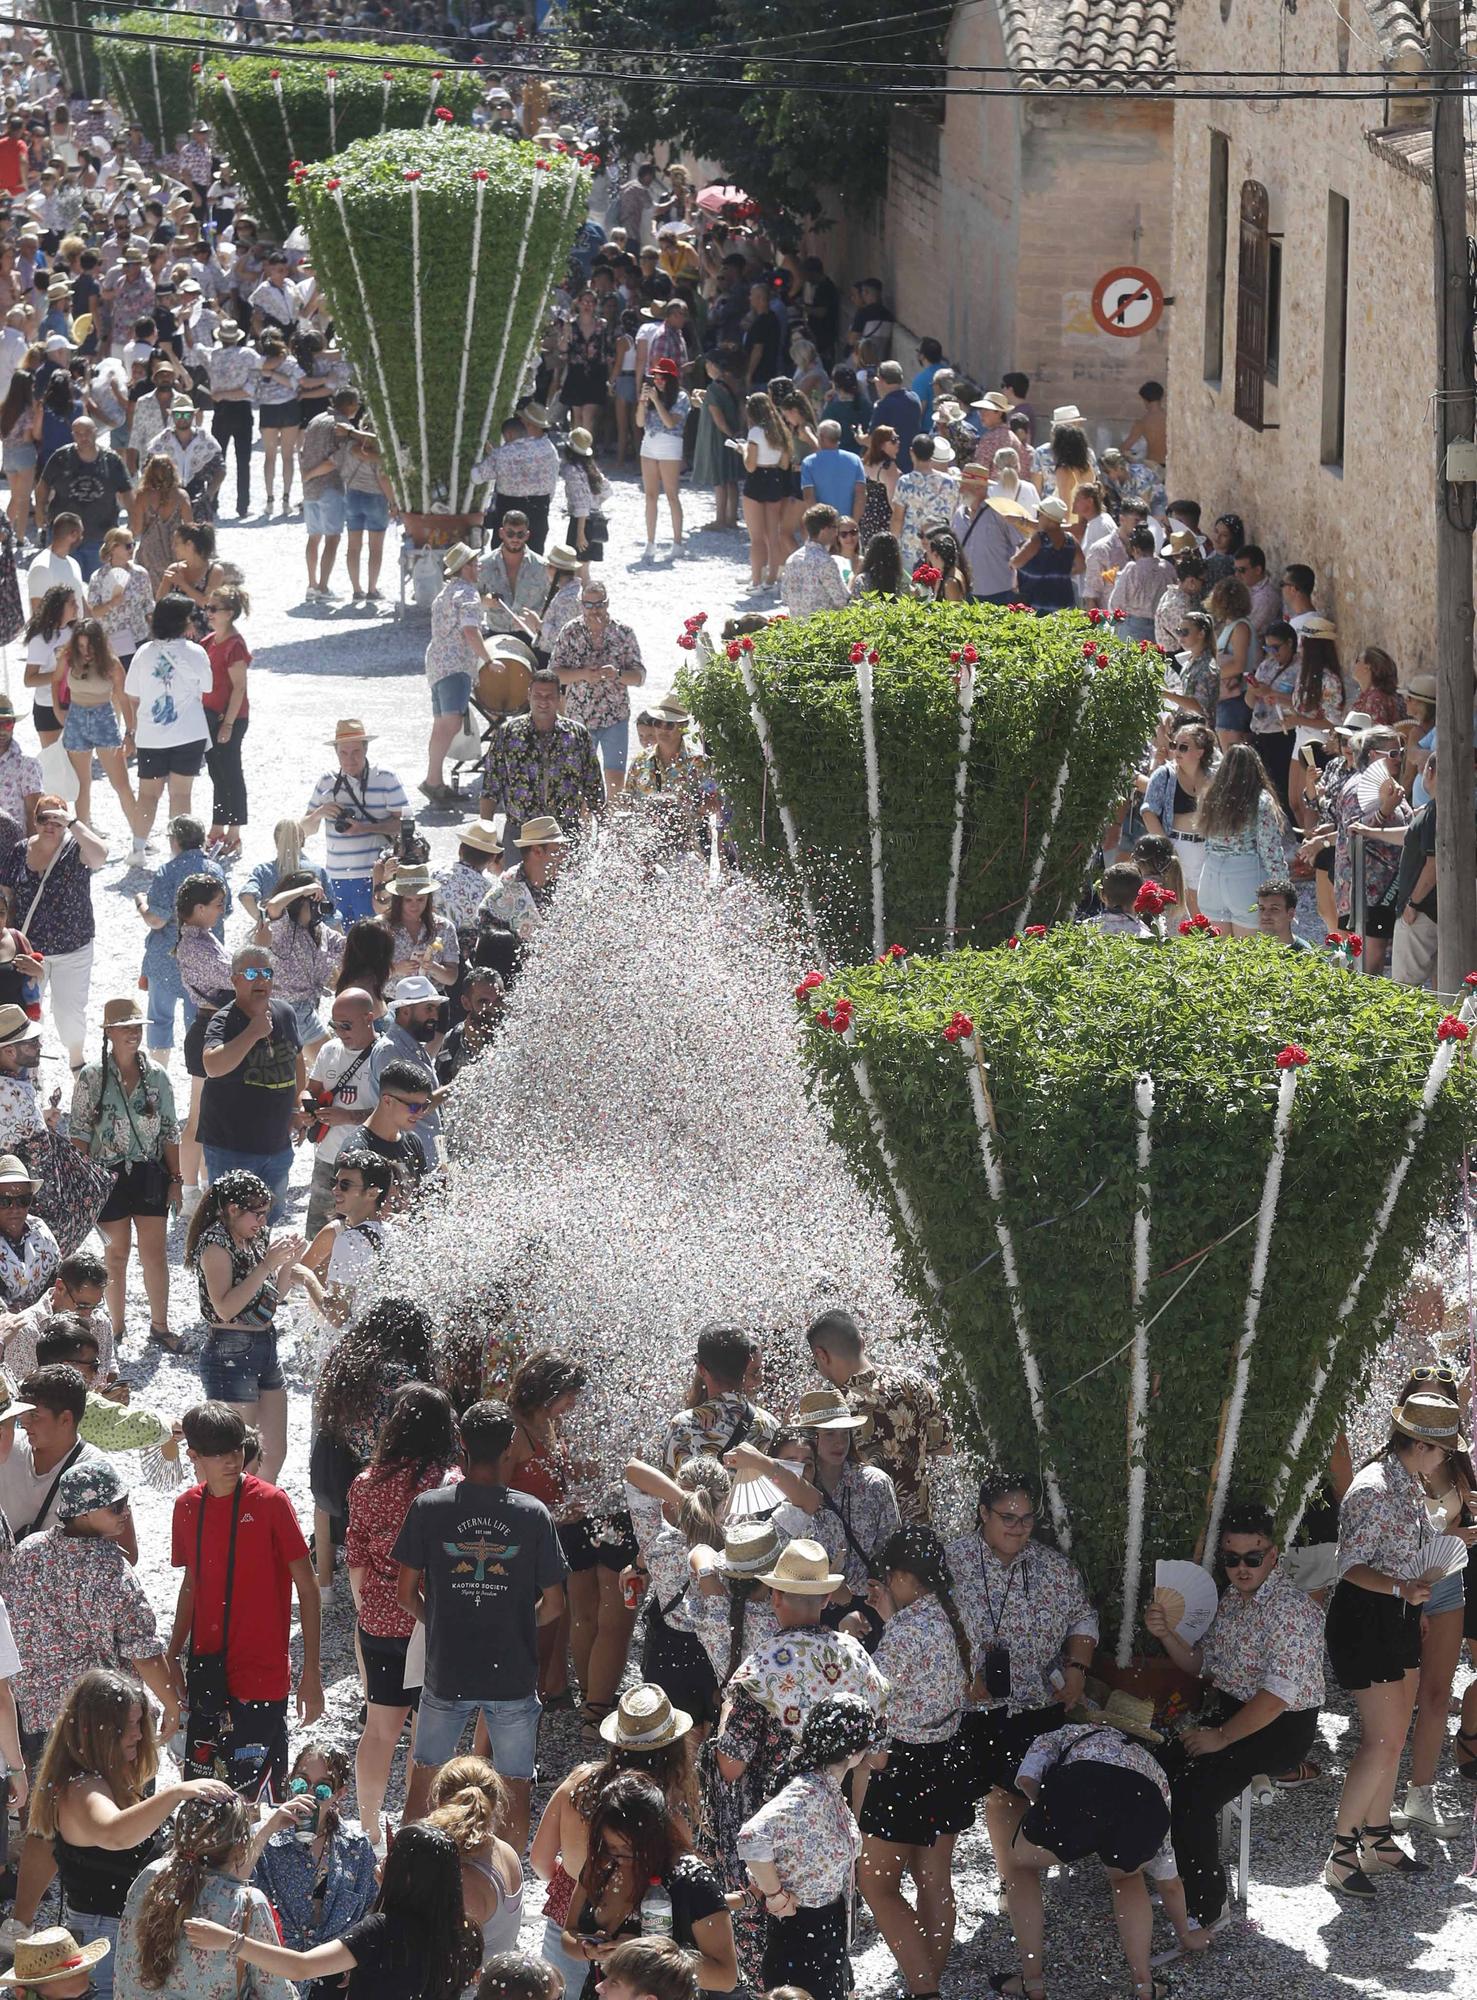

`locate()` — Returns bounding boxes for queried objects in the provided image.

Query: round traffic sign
[1091,266,1165,339]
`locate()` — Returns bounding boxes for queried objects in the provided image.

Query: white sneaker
[1391,1783,1467,1837]
[130,837,147,864]
[304,585,325,603]
[316,584,343,601]
[640,543,655,563]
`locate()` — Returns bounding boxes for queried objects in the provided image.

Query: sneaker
[316,584,343,601]
[304,585,325,603]
[1391,1784,1467,1837]
[365,588,384,601]
[130,837,147,864]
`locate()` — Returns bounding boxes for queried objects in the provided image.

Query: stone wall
[1168,2,1443,667]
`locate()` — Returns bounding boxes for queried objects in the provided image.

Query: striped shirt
[307,763,409,880]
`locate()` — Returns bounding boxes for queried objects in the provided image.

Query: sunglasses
[1222,1547,1271,1570]
[114,538,134,548]
[0,1189,32,1207]
[655,721,682,733]
[387,1095,430,1115]
[239,966,274,982]
[332,1175,364,1192]
[838,529,860,539]
[1410,1364,1460,1385]
[329,1018,355,1031]
[104,1496,130,1515]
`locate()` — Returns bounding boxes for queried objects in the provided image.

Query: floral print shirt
[1200,1567,1325,1711]
[874,1593,967,1742]
[658,1389,780,1474]
[550,615,646,733]
[9,1522,164,1722]
[1337,1450,1432,1582]
[345,1458,454,1638]
[0,1073,41,1154]
[425,578,483,687]
[0,1215,60,1309]
[86,559,154,655]
[1017,1725,1178,1879]
[844,1363,953,1524]
[264,917,344,1004]
[737,1769,859,1907]
[116,1865,297,2000]
[775,1460,900,1598]
[780,541,849,620]
[434,860,495,933]
[481,714,605,827]
[729,1625,889,1740]
[70,1057,179,1165]
[389,916,459,980]
[947,1535,1099,1714]
[679,1573,781,1684]
[176,924,234,1009]
[479,864,550,945]
[1334,769,1409,921]
[893,467,960,573]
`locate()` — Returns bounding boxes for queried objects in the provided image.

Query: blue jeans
[589,719,628,775]
[203,1144,293,1223]
[330,874,376,922]
[68,1912,120,2000]
[76,540,102,579]
[146,971,185,1050]
[411,1688,541,1778]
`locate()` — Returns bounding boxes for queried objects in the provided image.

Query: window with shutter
[1235,180,1270,430]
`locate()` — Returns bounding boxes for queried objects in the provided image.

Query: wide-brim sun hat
[459,818,505,858]
[599,1683,693,1748]
[792,1387,865,1431]
[545,543,581,573]
[1392,1393,1468,1452]
[715,1519,782,1576]
[384,864,435,899]
[756,1537,846,1595]
[514,815,568,848]
[0,1153,37,1189]
[441,540,478,579]
[328,718,372,746]
[0,1928,112,1989]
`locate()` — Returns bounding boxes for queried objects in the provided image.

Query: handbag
[186,1477,241,1717]
[584,509,609,546]
[107,1057,171,1207]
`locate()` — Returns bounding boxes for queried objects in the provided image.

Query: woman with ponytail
[114,1791,295,2000]
[621,1456,731,1734]
[425,1755,526,1963]
[859,1525,973,2000]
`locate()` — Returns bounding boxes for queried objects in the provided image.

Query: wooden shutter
[1234,180,1270,431]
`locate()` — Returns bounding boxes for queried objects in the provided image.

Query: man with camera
[303,719,410,923]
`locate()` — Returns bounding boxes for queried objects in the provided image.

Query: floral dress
[892,467,958,573]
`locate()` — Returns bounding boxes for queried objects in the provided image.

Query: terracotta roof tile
[1007,0,1177,91]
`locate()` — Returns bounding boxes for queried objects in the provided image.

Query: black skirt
[640,1600,719,1725]
[1325,1577,1423,1690]
[1021,1761,1169,1874]
[859,1732,974,1844]
[762,1893,850,2000]
[358,1627,420,1710]
[960,1701,1066,1802]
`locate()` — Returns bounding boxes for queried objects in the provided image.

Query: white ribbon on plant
[1274,990,1477,1525]
[460,164,544,514]
[1116,1072,1155,1665]
[408,176,430,511]
[328,181,412,505]
[961,1034,1071,1549]
[148,46,165,152]
[326,70,337,153]
[423,71,441,127]
[854,652,885,957]
[738,651,823,952]
[381,76,392,128]
[447,170,488,513]
[272,73,295,177]
[1017,674,1092,930]
[1203,1065,1299,1564]
[943,663,975,950]
[506,166,582,407]
[219,79,276,230]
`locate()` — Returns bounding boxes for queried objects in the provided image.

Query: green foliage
[35,0,102,97]
[199,44,484,244]
[684,599,1162,963]
[98,10,205,155]
[295,128,588,516]
[798,931,1477,1632]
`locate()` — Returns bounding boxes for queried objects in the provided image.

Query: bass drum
[477,652,532,716]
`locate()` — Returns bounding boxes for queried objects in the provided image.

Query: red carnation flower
[269,68,280,79]
[216,73,226,82]
[535,158,550,170]
[472,168,488,181]
[289,159,302,170]
[867,648,879,664]
[1465,972,1477,987]
[403,170,421,182]
[1087,608,1103,624]
[1349,937,1363,957]
[1438,1013,1470,1043]
[382,70,395,80]
[795,972,825,998]
[1081,643,1097,659]
[962,644,978,664]
[726,642,741,660]
[849,642,866,663]
[1110,608,1126,621]
[1138,639,1151,652]
[1024,923,1048,938]
[325,177,341,191]
[949,650,961,664]
[693,612,708,627]
[1177,918,1195,935]
[1006,935,1021,950]
[883,943,907,961]
[942,1010,974,1043]
[191,62,200,74]
[740,637,755,653]
[912,562,942,586]
[1193,912,1212,930]
[1324,930,1344,947]
[327,68,338,78]
[676,634,696,651]
[816,1009,832,1030]
[1275,1045,1311,1069]
[435,107,454,122]
[1133,881,1176,918]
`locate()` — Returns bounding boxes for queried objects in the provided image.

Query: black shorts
[259,401,301,431]
[1326,1577,1422,1689]
[743,465,789,505]
[359,1627,420,1710]
[1363,900,1397,941]
[31,701,61,734]
[859,1733,974,1845]
[559,1512,638,1572]
[138,739,206,780]
[1021,1760,1170,1874]
[97,1157,170,1221]
[1464,1554,1477,1640]
[960,1701,1066,1802]
[185,1693,289,1800]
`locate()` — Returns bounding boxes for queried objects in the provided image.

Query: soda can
[621,1570,647,1611]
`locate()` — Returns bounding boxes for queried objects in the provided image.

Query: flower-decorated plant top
[100,9,210,153]
[684,599,1161,962]
[292,128,588,517]
[794,928,1477,1629]
[200,42,483,240]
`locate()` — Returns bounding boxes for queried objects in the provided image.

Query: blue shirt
[912,364,945,421]
[242,856,332,912]
[141,846,230,986]
[800,447,864,517]
[871,386,923,452]
[253,1824,378,1956]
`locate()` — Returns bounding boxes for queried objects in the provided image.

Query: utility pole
[1431,0,1477,988]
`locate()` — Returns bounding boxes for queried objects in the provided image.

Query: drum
[477,651,533,716]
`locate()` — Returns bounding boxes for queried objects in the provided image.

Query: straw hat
[514,815,568,849]
[1073,1689,1163,1744]
[598,1683,693,1749]
[1051,403,1084,425]
[545,543,581,573]
[714,1519,783,1577]
[792,1386,866,1432]
[650,694,690,724]
[327,718,372,745]
[441,541,479,579]
[383,863,434,899]
[1299,616,1339,643]
[216,323,245,345]
[0,1005,35,1048]
[102,997,147,1031]
[0,1154,37,1189]
[0,1928,112,1989]
[0,1372,36,1425]
[459,818,505,858]
[566,427,595,459]
[988,496,1034,525]
[756,1537,845,1595]
[521,402,551,429]
[971,391,1010,415]
[1400,672,1437,703]
[1392,1393,1467,1451]
[1037,497,1070,526]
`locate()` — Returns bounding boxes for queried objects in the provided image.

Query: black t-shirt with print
[198,997,301,1153]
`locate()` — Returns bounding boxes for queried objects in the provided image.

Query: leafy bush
[199,43,484,243]
[36,0,102,97]
[294,129,588,516]
[799,930,1477,1633]
[98,9,206,154]
[684,600,1162,963]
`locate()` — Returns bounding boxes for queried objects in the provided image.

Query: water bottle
[642,1878,674,1941]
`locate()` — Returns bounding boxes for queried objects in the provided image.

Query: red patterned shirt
[345,1459,453,1637]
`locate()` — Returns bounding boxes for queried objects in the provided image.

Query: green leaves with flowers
[798,929,1477,1632]
[684,600,1161,963]
[294,129,587,517]
[199,43,483,243]
[98,10,207,154]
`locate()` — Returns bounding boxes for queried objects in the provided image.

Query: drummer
[423,542,507,807]
[479,509,550,648]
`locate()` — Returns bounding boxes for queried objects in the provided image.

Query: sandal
[1273,1760,1321,1788]
[1131,1981,1169,2000]
[1323,1829,1375,1899]
[542,1690,577,1712]
[1359,1822,1431,1875]
[149,1326,185,1354]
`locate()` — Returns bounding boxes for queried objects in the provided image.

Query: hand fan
[1422,1533,1469,1579]
[726,1471,786,1520]
[1153,1559,1219,1643]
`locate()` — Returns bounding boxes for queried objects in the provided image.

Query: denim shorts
[1426,1568,1466,1616]
[63,701,122,751]
[200,1325,284,1401]
[411,1688,541,1778]
[589,718,628,774]
[288,996,325,1043]
[430,670,472,717]
[305,490,346,536]
[345,489,390,534]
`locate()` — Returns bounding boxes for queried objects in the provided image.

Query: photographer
[303,719,409,925]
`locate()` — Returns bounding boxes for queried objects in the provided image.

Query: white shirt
[0,327,26,405]
[24,548,83,609]
[309,1034,391,1167]
[159,427,222,486]
[124,637,213,748]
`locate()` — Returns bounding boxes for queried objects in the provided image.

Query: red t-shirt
[171,1475,308,1701]
[0,137,27,196]
[203,630,251,717]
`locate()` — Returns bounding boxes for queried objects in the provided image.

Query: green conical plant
[797,931,1477,1643]
[683,599,1163,963]
[35,0,103,97]
[199,43,485,244]
[294,128,588,516]
[98,8,208,154]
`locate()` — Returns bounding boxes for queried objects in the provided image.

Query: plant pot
[400,511,483,550]
[1092,1650,1205,1713]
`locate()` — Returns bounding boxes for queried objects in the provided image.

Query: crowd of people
[0,16,1463,2000]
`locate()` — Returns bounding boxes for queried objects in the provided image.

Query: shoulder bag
[187,1478,242,1716]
